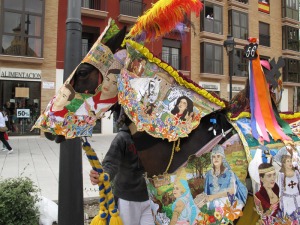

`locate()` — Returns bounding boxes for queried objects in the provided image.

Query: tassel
[82,139,123,225]
[109,209,124,225]
[90,215,107,225]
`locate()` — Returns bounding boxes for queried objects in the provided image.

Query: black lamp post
[223,35,235,100]
[58,0,84,224]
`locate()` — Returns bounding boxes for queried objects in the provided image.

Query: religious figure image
[170,168,200,225]
[195,145,247,210]
[277,155,300,216]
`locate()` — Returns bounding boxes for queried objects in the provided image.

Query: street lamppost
[58,0,84,224]
[223,35,235,100]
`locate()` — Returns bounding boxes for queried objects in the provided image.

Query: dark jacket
[102,125,149,202]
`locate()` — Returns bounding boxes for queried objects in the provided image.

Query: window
[81,0,102,10]
[229,10,248,40]
[233,49,248,77]
[282,58,300,83]
[259,0,269,4]
[0,0,44,57]
[119,0,144,17]
[162,39,181,70]
[200,42,223,74]
[81,26,99,59]
[295,87,300,111]
[200,3,223,35]
[282,0,299,21]
[282,26,299,51]
[259,22,270,47]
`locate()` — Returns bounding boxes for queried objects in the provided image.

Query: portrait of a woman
[171,96,194,121]
[170,169,199,225]
[196,145,247,210]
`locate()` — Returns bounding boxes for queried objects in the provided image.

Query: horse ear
[104,26,127,53]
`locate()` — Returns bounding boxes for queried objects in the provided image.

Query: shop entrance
[0,80,41,136]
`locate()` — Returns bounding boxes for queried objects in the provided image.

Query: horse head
[33,19,127,142]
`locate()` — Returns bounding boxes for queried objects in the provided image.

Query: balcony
[81,0,108,19]
[118,0,146,24]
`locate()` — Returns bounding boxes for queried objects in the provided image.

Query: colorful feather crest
[126,0,203,42]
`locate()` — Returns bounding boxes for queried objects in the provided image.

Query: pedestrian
[0,109,13,154]
[2,131,9,150]
[89,109,154,225]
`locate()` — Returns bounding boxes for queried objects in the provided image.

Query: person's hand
[270,202,279,211]
[194,193,208,208]
[228,186,235,195]
[184,112,194,122]
[90,169,99,185]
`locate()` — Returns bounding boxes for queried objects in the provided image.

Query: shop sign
[228,84,245,92]
[0,67,41,80]
[17,109,30,118]
[42,82,55,89]
[199,82,220,91]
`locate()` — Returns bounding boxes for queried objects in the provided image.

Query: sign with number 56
[17,109,30,118]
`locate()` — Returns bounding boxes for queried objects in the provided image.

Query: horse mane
[104,26,127,54]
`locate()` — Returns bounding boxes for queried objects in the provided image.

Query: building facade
[192,0,299,112]
[1,0,298,136]
[0,0,58,136]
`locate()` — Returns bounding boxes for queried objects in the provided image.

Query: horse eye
[78,71,87,76]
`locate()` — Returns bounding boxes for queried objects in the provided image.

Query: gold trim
[258,166,275,174]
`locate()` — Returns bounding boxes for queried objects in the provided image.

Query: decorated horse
[32,0,300,224]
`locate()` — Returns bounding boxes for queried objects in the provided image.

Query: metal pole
[58,0,83,224]
[229,46,234,100]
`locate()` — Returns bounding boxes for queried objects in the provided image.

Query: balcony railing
[234,0,248,3]
[119,0,145,17]
[81,0,106,11]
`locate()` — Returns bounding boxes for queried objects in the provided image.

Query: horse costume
[32,0,300,224]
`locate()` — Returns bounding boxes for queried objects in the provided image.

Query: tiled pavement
[0,134,116,201]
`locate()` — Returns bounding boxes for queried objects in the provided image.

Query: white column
[101,111,114,134]
[279,88,288,112]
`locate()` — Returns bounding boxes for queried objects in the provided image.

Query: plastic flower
[214,211,222,220]
[215,206,224,215]
[208,215,216,223]
[222,200,243,221]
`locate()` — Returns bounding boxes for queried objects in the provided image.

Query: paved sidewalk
[0,134,116,201]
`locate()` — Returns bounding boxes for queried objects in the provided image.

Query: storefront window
[0,80,41,136]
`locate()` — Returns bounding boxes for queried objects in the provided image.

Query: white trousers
[118,198,154,225]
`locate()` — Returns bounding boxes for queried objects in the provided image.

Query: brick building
[0,0,299,136]
[0,0,58,136]
[0,0,192,136]
[192,0,299,112]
